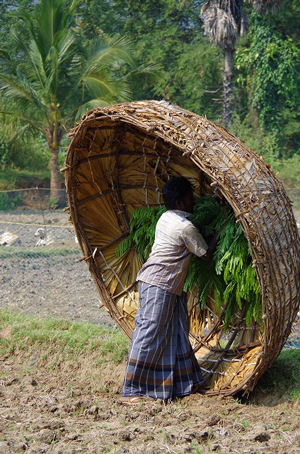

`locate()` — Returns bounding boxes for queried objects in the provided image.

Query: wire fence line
[0,188,299,347]
[0,189,114,327]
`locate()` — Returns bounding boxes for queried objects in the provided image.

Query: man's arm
[200,231,219,262]
[181,224,219,262]
[181,224,209,258]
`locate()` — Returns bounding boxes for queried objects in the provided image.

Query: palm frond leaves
[1,0,161,132]
[201,0,282,50]
[202,3,238,48]
[24,0,79,60]
[79,37,136,103]
[201,1,249,49]
[126,63,162,87]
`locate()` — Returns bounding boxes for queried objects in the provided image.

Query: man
[120,177,218,404]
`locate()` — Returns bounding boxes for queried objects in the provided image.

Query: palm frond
[48,51,60,102]
[74,99,112,119]
[0,110,44,132]
[0,49,15,67]
[81,74,131,102]
[84,36,134,74]
[27,39,48,90]
[201,3,239,49]
[55,32,77,65]
[0,73,34,103]
[126,63,162,85]
[0,68,49,118]
[39,0,65,51]
[10,28,29,54]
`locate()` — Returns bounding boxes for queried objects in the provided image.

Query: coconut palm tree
[0,0,143,203]
[201,0,282,129]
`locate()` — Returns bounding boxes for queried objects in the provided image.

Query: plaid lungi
[122,282,203,400]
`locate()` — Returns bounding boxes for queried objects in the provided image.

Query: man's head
[162,177,195,212]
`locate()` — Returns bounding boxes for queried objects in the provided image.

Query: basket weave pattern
[65,100,300,395]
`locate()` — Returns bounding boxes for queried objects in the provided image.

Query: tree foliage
[236,11,299,133]
[77,0,224,118]
[0,0,158,200]
[0,0,299,182]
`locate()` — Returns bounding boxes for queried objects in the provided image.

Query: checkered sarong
[122,282,203,400]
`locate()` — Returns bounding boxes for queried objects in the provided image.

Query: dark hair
[162,177,193,210]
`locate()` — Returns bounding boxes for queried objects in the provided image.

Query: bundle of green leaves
[116,196,261,328]
[116,206,166,262]
[186,197,261,328]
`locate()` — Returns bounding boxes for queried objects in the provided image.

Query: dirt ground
[1,208,299,453]
[1,344,299,454]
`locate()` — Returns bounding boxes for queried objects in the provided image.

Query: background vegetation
[0,0,299,193]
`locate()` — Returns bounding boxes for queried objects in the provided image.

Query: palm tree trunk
[46,120,64,207]
[223,47,234,129]
[50,147,62,204]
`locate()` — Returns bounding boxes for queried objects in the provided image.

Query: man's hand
[201,231,220,262]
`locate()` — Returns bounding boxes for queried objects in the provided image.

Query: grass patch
[1,310,299,401]
[0,309,129,364]
[252,349,300,402]
[0,247,80,259]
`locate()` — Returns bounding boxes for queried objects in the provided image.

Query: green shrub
[0,191,22,210]
[0,169,51,190]
[229,114,300,187]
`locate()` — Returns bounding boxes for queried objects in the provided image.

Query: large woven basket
[64,100,300,396]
